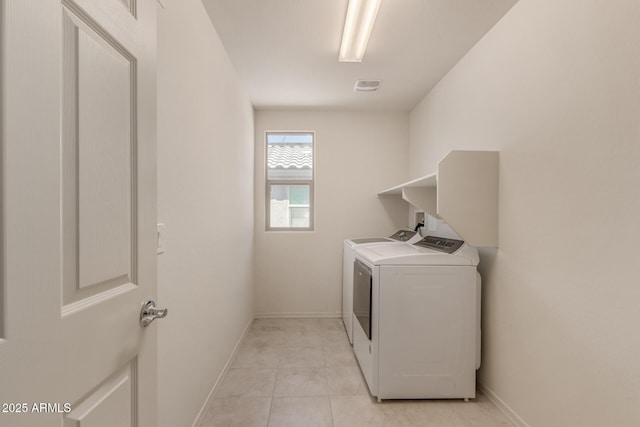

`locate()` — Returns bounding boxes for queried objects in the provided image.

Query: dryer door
[353,259,373,340]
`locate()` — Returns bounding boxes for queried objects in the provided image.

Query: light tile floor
[199,318,513,427]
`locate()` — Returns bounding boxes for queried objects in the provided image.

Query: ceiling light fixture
[354,80,382,92]
[339,0,382,62]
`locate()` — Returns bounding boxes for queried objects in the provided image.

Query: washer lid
[355,241,479,266]
[347,237,393,245]
[346,229,421,247]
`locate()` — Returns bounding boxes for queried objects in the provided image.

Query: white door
[0,0,159,426]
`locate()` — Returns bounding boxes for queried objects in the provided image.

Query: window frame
[265,131,315,232]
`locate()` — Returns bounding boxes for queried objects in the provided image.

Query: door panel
[118,0,135,16]
[76,15,133,290]
[64,360,136,427]
[0,0,158,426]
[62,4,136,305]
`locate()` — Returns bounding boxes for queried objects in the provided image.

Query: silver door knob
[140,300,168,327]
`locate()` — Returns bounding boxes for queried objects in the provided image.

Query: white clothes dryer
[352,236,481,401]
[342,230,423,344]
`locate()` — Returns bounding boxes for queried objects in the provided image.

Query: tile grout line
[265,362,280,426]
[328,394,337,427]
[265,331,283,426]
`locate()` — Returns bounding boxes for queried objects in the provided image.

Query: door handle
[140,300,168,327]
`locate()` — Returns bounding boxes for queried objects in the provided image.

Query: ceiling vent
[354,80,382,92]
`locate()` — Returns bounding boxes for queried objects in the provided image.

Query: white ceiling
[202,0,518,112]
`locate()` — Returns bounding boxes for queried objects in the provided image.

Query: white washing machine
[352,236,481,401]
[342,230,423,344]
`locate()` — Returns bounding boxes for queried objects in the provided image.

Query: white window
[266,132,314,231]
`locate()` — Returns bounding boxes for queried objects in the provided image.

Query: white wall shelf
[378,150,499,247]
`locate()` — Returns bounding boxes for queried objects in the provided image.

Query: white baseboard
[191,315,255,427]
[478,381,529,427]
[255,311,341,319]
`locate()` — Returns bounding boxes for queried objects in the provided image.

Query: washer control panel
[388,230,417,242]
[414,236,464,254]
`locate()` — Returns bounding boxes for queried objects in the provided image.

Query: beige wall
[157,1,255,426]
[409,0,640,425]
[254,110,409,317]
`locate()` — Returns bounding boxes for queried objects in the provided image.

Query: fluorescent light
[339,0,382,62]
